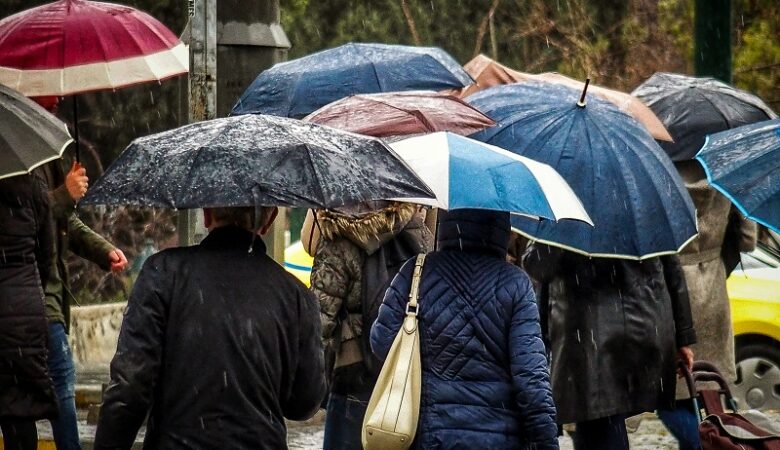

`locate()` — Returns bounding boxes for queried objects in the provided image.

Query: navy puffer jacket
[371,210,558,450]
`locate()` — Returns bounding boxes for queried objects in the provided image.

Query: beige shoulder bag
[362,253,426,450]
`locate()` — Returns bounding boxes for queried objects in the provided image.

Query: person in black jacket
[522,244,697,450]
[94,206,326,450]
[0,174,57,450]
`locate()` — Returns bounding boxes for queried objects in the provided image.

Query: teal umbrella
[696,119,780,234]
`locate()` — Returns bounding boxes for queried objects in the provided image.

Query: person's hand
[108,248,128,273]
[65,162,88,201]
[677,346,694,377]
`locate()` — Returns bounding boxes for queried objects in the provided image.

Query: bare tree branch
[400,0,421,45]
[472,0,501,58]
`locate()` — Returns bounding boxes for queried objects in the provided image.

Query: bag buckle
[405,303,418,315]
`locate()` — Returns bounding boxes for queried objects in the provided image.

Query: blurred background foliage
[0,0,777,303]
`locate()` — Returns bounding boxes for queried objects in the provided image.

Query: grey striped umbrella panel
[0,85,72,180]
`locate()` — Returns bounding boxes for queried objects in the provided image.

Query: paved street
[287,410,780,450]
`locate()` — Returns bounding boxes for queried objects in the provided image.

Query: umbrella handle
[72,95,80,162]
[577,78,591,108]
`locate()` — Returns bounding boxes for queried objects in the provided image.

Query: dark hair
[210,206,275,230]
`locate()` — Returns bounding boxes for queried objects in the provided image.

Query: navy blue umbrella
[468,81,697,259]
[231,43,473,118]
[696,119,780,234]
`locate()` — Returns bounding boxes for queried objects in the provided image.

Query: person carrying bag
[362,253,425,450]
[369,209,559,450]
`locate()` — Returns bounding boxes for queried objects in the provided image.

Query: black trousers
[0,419,38,450]
[571,414,629,450]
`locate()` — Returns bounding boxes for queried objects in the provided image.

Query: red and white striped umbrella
[0,0,187,96]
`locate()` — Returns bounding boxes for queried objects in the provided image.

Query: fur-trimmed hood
[316,202,421,255]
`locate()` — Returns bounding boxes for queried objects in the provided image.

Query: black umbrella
[81,114,434,209]
[0,84,72,180]
[632,72,776,161]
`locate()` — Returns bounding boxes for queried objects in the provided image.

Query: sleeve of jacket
[310,239,354,347]
[284,286,328,420]
[48,183,76,220]
[370,258,414,361]
[33,176,54,284]
[661,255,697,348]
[506,271,559,450]
[94,253,169,450]
[67,213,115,270]
[721,207,758,276]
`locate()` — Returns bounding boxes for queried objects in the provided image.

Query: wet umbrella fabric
[632,72,777,161]
[304,91,495,137]
[388,132,592,224]
[0,0,188,96]
[696,119,780,234]
[468,82,697,259]
[0,84,72,180]
[455,54,672,141]
[231,43,473,118]
[81,114,434,209]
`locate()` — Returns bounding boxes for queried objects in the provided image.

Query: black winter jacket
[0,174,57,420]
[372,210,559,450]
[523,244,697,423]
[94,226,327,449]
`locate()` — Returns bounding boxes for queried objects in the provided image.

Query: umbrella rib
[286,123,329,206]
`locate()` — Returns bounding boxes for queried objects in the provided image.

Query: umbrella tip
[577,77,591,108]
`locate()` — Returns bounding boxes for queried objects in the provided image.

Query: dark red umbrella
[304,91,495,138]
[0,0,187,159]
[0,0,186,96]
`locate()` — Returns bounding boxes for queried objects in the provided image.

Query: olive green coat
[36,162,114,331]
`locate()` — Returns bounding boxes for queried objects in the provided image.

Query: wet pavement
[286,410,780,450]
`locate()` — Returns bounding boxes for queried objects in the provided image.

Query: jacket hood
[317,202,420,254]
[437,209,510,258]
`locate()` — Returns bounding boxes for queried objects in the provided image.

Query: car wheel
[733,343,780,410]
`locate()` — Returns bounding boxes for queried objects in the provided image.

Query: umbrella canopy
[632,72,777,161]
[456,55,672,141]
[696,119,780,234]
[304,91,495,137]
[388,132,592,224]
[81,114,434,209]
[468,82,697,259]
[0,84,72,180]
[231,43,473,118]
[0,0,188,96]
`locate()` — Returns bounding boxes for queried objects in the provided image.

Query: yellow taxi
[728,243,780,410]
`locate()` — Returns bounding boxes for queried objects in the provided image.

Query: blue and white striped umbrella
[389,132,592,224]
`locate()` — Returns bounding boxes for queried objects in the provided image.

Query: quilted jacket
[371,209,559,450]
[311,202,433,394]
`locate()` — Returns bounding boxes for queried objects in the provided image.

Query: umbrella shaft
[72,95,80,162]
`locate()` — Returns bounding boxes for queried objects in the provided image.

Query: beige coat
[675,161,757,396]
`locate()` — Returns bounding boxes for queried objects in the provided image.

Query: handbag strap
[406,254,426,316]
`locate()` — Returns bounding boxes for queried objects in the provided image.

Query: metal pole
[178,0,217,246]
[694,0,732,83]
